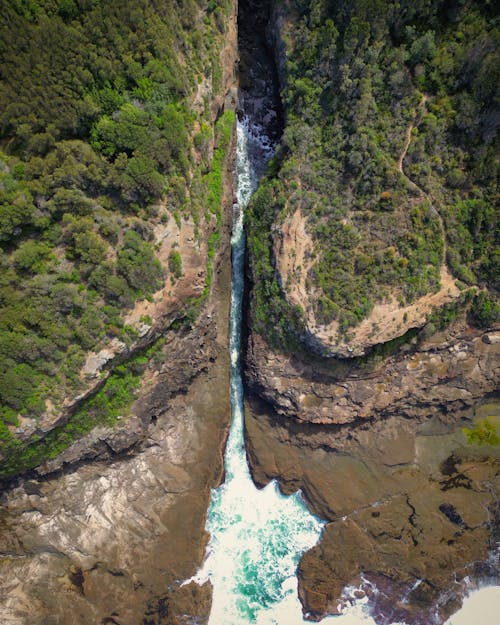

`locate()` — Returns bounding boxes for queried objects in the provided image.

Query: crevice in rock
[237,0,284,137]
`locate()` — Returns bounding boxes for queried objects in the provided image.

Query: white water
[192,118,379,625]
[193,117,499,625]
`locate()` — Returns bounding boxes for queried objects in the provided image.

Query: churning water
[191,118,376,625]
[193,117,324,624]
[192,117,500,625]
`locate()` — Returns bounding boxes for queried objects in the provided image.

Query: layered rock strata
[244,318,499,624]
[0,5,238,622]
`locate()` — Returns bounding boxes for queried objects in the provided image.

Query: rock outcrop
[244,315,499,623]
[241,1,499,621]
[0,4,239,623]
[246,324,499,426]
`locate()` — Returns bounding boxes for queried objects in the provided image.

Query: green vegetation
[202,110,235,296]
[247,0,499,346]
[0,338,165,479]
[0,0,234,456]
[168,250,183,281]
[247,180,306,348]
[463,418,500,447]
[468,291,500,329]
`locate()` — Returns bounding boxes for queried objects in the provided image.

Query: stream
[192,117,386,625]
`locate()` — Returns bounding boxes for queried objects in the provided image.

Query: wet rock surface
[245,393,499,624]
[238,0,282,138]
[244,317,499,623]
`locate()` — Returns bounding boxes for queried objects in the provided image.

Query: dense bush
[247,0,499,344]
[168,250,183,280]
[0,0,233,444]
[0,337,166,479]
[468,291,500,329]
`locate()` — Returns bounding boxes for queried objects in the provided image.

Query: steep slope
[246,0,498,356]
[0,1,238,623]
[243,0,499,623]
[0,0,236,477]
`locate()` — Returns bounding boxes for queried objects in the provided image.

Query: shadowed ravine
[192,114,332,625]
[192,2,500,624]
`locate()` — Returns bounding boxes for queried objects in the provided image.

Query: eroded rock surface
[0,101,236,625]
[0,230,233,624]
[246,323,499,426]
[244,317,499,624]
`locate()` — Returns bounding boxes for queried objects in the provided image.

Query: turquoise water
[191,117,499,625]
[194,118,330,625]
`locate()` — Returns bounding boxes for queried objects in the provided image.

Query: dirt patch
[332,263,461,356]
[125,214,206,328]
[274,209,461,356]
[274,209,315,313]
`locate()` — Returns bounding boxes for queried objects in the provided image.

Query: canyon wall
[0,2,238,623]
[243,0,499,622]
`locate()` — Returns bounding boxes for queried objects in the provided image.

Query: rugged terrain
[245,320,499,624]
[0,0,237,474]
[0,1,238,623]
[242,0,499,622]
[0,127,235,624]
[0,1,498,624]
[0,278,232,624]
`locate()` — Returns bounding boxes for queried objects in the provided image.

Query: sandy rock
[83,348,115,378]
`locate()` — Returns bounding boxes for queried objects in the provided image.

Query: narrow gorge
[0,1,498,625]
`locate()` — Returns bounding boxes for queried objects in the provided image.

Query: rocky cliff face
[242,0,499,622]
[0,173,235,625]
[244,318,499,623]
[246,324,499,427]
[0,2,238,623]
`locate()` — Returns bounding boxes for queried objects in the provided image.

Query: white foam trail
[195,115,500,625]
[196,118,387,625]
[201,117,332,625]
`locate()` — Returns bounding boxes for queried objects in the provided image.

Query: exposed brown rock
[246,323,499,426]
[0,10,239,619]
[244,315,500,624]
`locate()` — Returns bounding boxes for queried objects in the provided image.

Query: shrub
[468,291,500,328]
[117,230,163,294]
[168,250,182,279]
[463,418,500,447]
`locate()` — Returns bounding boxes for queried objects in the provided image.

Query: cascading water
[191,103,500,625]
[193,116,324,625]
[192,117,387,625]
